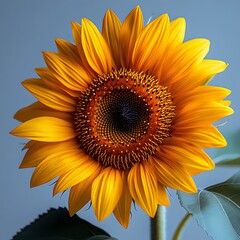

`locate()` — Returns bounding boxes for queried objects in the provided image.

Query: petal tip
[9,127,19,137]
[54,38,61,45]
[19,162,26,169]
[52,187,59,197]
[81,18,90,26]
[30,180,36,188]
[71,21,80,28]
[135,5,141,10]
[118,219,130,229]
[69,208,76,217]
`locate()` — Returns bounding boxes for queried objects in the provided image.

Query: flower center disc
[96,89,149,144]
[74,69,175,169]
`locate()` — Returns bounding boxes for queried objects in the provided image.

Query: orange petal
[35,67,58,84]
[14,102,72,123]
[151,17,186,78]
[53,160,100,195]
[119,6,143,68]
[22,140,35,150]
[20,140,79,168]
[72,22,96,78]
[68,168,101,216]
[102,10,121,67]
[150,155,197,193]
[55,38,80,62]
[11,117,76,142]
[35,67,80,98]
[113,171,132,228]
[92,167,123,221]
[81,18,114,75]
[22,78,76,112]
[157,143,215,175]
[128,162,158,217]
[30,149,88,187]
[157,182,170,206]
[43,52,90,91]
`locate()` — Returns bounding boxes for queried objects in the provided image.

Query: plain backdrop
[1,0,240,239]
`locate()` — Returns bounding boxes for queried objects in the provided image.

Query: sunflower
[11,6,233,228]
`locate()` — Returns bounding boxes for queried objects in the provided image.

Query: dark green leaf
[35,238,74,240]
[214,153,240,166]
[178,171,240,240]
[87,236,117,240]
[12,207,111,240]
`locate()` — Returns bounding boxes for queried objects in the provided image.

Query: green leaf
[12,207,111,240]
[214,153,240,166]
[178,171,240,240]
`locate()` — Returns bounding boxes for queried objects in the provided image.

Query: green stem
[172,213,191,240]
[151,205,166,240]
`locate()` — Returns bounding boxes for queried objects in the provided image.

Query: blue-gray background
[1,0,240,239]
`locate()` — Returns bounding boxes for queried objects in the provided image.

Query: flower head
[11,6,233,228]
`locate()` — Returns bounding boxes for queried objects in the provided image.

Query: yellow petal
[174,86,231,106]
[22,78,76,112]
[113,171,132,228]
[92,167,123,221]
[81,18,114,75]
[128,162,158,217]
[220,100,231,107]
[174,101,234,127]
[68,168,101,216]
[11,117,76,142]
[157,182,170,206]
[170,60,228,94]
[159,143,214,176]
[172,125,227,148]
[102,10,121,67]
[53,160,100,195]
[119,6,143,68]
[132,14,170,72]
[14,102,72,123]
[150,17,186,78]
[168,17,186,49]
[43,52,90,91]
[151,155,197,193]
[161,38,210,84]
[30,149,87,187]
[20,140,79,168]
